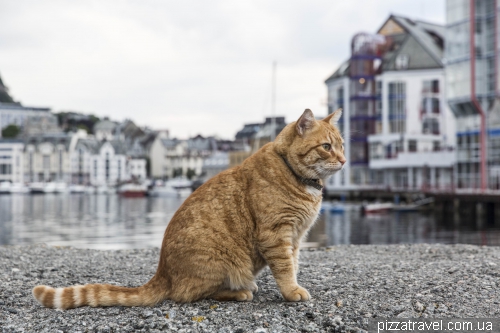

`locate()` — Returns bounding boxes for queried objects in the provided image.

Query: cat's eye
[322,143,331,151]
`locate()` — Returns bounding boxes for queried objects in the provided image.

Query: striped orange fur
[33,109,345,309]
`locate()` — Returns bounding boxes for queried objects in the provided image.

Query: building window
[369,142,383,160]
[58,149,63,179]
[408,140,417,152]
[29,151,33,181]
[94,160,98,179]
[0,164,12,175]
[395,54,409,70]
[388,82,406,133]
[105,159,110,181]
[423,118,440,135]
[118,160,121,180]
[336,86,344,134]
[423,80,439,93]
[43,155,50,171]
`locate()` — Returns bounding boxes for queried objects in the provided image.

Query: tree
[2,124,20,138]
[173,168,183,178]
[77,124,90,133]
[186,168,196,180]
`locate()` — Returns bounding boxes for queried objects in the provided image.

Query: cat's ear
[296,109,315,136]
[323,108,342,126]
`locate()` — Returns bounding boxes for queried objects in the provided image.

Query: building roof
[0,102,50,112]
[75,137,128,155]
[0,139,24,144]
[235,123,263,140]
[75,137,100,153]
[25,133,72,150]
[325,14,444,83]
[160,138,180,149]
[94,120,118,132]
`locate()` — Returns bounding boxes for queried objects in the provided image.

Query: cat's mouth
[311,163,344,178]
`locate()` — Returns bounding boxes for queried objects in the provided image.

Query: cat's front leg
[292,246,300,274]
[259,235,310,302]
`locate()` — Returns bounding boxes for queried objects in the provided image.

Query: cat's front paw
[248,281,259,293]
[282,285,311,302]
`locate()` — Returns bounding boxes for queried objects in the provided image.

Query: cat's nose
[339,157,346,165]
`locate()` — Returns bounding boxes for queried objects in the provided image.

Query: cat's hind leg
[211,289,253,301]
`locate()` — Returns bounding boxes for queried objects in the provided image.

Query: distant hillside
[0,74,15,103]
[55,111,101,134]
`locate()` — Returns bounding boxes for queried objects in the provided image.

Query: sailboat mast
[271,61,276,142]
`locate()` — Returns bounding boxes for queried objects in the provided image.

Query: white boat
[0,181,11,194]
[362,202,393,214]
[106,186,117,195]
[10,183,29,194]
[95,186,107,194]
[86,186,96,194]
[393,197,434,212]
[118,183,147,197]
[54,182,68,193]
[69,185,87,194]
[30,182,56,194]
[149,178,192,198]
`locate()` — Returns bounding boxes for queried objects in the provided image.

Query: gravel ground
[1,243,500,333]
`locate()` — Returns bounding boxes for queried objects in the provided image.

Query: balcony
[369,150,456,169]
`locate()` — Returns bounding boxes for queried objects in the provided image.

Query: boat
[30,182,56,194]
[95,185,109,194]
[10,183,29,194]
[362,202,393,214]
[392,197,434,212]
[320,201,345,214]
[149,178,192,198]
[69,185,87,194]
[118,183,147,197]
[0,181,11,194]
[54,182,69,193]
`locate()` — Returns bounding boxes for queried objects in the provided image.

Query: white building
[93,120,119,141]
[0,139,24,183]
[128,159,147,181]
[73,137,146,186]
[202,151,229,180]
[149,135,213,179]
[325,15,456,192]
[0,103,55,137]
[24,133,72,183]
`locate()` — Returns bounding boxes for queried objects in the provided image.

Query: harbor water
[1,195,500,249]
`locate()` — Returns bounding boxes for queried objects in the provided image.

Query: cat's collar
[281,157,323,191]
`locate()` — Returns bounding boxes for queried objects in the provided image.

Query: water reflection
[308,204,500,246]
[0,195,184,250]
[1,196,500,249]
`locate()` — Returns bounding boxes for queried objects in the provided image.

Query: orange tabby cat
[33,108,345,309]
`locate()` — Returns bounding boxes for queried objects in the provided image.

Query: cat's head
[274,108,346,179]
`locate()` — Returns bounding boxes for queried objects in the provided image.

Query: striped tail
[32,280,165,310]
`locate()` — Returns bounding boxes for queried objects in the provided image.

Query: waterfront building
[73,135,146,186]
[94,119,119,141]
[325,15,456,191]
[88,140,129,186]
[0,139,24,184]
[445,0,500,190]
[24,133,72,183]
[229,116,287,168]
[202,151,229,179]
[149,135,214,179]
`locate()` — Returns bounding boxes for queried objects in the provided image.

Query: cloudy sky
[0,0,445,139]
